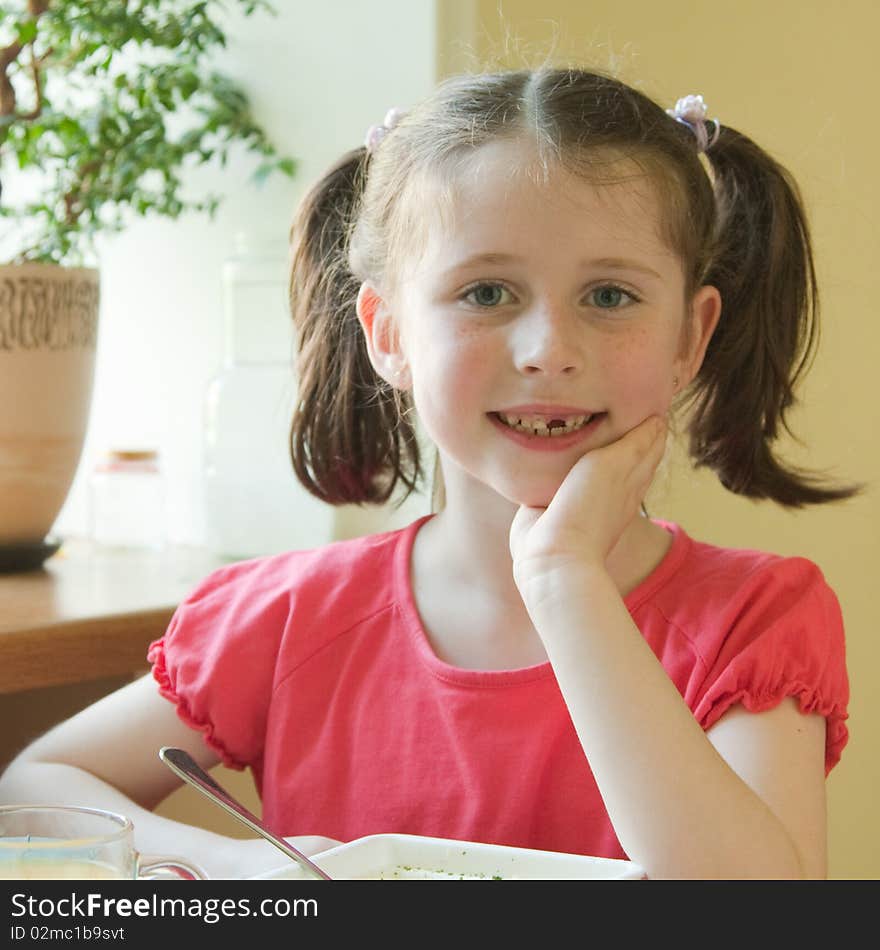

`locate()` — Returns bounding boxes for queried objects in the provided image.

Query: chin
[492,475,561,510]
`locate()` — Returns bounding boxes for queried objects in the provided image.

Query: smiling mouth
[492,411,603,437]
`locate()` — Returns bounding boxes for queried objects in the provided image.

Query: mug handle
[138,854,207,880]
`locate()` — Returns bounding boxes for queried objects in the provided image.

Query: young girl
[0,68,858,880]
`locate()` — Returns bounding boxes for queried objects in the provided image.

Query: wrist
[516,559,613,616]
[193,834,277,880]
[207,835,341,879]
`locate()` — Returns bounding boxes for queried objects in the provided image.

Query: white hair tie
[364,106,408,154]
[666,94,721,153]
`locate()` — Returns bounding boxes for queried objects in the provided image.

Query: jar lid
[95,448,160,474]
[108,449,158,462]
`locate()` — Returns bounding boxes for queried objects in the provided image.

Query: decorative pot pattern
[0,263,99,545]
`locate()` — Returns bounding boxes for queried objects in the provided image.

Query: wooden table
[0,540,228,694]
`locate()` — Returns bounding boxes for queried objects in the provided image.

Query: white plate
[248,833,644,880]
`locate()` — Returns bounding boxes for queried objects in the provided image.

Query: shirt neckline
[394,512,691,687]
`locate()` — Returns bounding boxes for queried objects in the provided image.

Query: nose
[512,302,584,377]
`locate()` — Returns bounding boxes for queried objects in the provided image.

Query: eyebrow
[443,252,663,280]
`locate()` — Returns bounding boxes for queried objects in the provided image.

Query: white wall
[44,1,439,548]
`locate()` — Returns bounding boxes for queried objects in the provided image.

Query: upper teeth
[498,412,593,435]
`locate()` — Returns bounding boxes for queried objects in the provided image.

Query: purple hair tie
[666,94,721,153]
[364,106,408,154]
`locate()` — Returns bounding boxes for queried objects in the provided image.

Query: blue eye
[590,285,634,308]
[462,283,510,308]
[461,282,637,310]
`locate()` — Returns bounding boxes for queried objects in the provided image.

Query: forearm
[0,761,304,879]
[523,567,805,879]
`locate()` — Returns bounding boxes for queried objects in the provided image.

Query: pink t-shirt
[148,516,849,860]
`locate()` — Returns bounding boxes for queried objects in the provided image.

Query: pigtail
[288,149,423,505]
[686,126,862,506]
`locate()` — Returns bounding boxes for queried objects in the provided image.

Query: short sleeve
[147,558,291,771]
[692,558,850,776]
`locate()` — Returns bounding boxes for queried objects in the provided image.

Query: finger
[629,418,668,494]
[642,415,668,462]
[627,414,667,464]
[509,504,543,558]
[623,414,666,449]
[543,415,667,523]
[621,415,667,469]
[582,415,666,478]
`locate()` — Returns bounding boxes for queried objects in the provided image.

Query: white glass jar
[88,449,165,550]
[202,234,335,559]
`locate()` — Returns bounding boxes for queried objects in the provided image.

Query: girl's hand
[509,415,667,594]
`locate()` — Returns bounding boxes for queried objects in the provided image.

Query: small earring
[672,375,680,390]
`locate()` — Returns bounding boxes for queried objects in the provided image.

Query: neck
[418,473,667,603]
[409,470,672,670]
[425,486,522,598]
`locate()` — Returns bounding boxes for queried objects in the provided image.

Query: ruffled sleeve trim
[696,683,849,777]
[147,637,248,772]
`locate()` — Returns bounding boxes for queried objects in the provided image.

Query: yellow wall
[437,0,878,878]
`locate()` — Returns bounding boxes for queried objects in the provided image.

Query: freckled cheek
[599,335,674,420]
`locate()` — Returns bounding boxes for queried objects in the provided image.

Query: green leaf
[276,158,297,177]
[16,19,38,45]
[0,0,299,265]
[251,162,273,186]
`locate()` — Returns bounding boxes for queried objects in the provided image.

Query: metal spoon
[159,747,332,880]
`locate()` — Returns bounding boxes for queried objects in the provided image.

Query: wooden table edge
[0,607,175,694]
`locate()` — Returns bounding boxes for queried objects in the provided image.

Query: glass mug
[0,805,206,880]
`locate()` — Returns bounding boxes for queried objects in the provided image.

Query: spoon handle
[159,747,331,880]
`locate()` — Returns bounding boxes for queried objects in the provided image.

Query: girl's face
[360,140,720,509]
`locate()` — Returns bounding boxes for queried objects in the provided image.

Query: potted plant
[0,0,295,567]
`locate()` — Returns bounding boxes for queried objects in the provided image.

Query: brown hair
[288,67,861,507]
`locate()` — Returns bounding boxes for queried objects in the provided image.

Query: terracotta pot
[0,263,99,545]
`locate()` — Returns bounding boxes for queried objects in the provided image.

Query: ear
[356,282,411,389]
[675,284,722,388]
